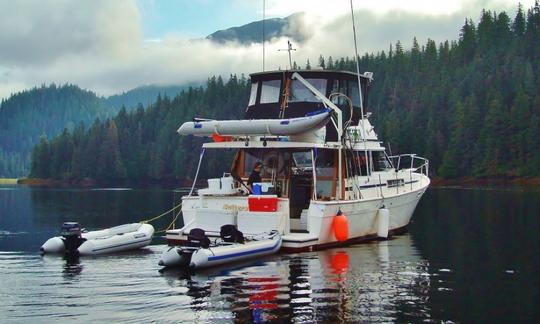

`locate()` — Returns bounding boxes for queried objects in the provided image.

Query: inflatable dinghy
[159,225,281,269]
[41,222,154,256]
[177,109,331,136]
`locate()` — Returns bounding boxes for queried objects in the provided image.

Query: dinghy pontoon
[41,222,154,256]
[159,225,281,269]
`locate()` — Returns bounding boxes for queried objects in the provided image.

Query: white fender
[40,237,65,254]
[377,208,390,238]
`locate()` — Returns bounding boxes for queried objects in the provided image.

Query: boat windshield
[289,78,327,103]
[260,80,281,104]
[292,151,312,168]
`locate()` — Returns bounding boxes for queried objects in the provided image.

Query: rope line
[139,203,182,224]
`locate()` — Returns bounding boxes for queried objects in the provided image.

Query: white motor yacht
[165,69,429,253]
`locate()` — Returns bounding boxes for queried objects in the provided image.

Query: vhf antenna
[278,40,296,70]
[262,0,265,71]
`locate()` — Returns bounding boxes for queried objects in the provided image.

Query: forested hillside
[104,84,193,111]
[30,4,540,181]
[0,83,194,177]
[0,84,110,177]
[30,76,249,181]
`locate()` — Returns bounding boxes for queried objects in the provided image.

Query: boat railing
[387,154,429,177]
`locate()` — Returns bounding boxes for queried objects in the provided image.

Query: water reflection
[62,255,83,278]
[2,186,539,322]
[159,236,432,322]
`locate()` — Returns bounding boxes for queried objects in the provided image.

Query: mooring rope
[139,203,183,224]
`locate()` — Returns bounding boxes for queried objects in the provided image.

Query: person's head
[253,162,263,172]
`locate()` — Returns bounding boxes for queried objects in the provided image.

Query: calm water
[0,185,539,322]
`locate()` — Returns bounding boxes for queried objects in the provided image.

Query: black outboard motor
[60,222,86,255]
[220,224,245,244]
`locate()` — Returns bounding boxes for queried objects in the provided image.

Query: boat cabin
[246,70,372,141]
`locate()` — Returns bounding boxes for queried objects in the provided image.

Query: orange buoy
[332,210,348,242]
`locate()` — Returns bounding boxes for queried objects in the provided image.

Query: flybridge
[246,69,373,142]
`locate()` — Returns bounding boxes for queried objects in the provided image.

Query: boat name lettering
[223,204,248,211]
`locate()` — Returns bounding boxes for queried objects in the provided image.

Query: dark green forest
[29,4,540,181]
[0,83,192,177]
[0,84,109,177]
[30,76,249,182]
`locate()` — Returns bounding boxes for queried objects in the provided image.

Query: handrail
[387,154,429,177]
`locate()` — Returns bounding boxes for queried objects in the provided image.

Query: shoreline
[11,176,540,188]
[15,177,191,188]
[0,178,18,185]
[430,177,540,187]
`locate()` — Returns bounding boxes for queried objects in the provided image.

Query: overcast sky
[0,0,532,99]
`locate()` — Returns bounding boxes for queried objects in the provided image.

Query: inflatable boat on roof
[177,108,331,137]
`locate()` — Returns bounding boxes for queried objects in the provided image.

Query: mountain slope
[206,13,307,44]
[105,84,194,111]
[0,84,111,177]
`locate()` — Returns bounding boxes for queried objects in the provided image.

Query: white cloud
[0,0,534,99]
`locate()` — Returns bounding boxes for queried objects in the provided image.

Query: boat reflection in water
[160,235,432,322]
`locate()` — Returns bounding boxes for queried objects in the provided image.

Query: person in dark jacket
[247,162,263,192]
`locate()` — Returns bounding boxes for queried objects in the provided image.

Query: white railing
[387,154,429,177]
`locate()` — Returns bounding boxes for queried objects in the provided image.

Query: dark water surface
[0,185,539,322]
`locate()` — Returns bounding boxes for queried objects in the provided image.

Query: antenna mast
[278,40,296,69]
[350,0,370,176]
[262,0,266,71]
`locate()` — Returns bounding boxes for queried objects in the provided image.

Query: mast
[278,40,296,69]
[262,0,266,71]
[350,0,370,177]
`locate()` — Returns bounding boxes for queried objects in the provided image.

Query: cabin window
[331,79,361,108]
[292,151,312,168]
[348,80,361,107]
[242,149,290,178]
[331,79,348,106]
[289,78,327,103]
[344,150,369,176]
[372,151,392,171]
[248,82,258,106]
[260,80,281,104]
[315,149,336,199]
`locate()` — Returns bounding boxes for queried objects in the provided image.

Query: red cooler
[248,195,278,212]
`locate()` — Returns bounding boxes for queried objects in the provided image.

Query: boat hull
[166,176,428,252]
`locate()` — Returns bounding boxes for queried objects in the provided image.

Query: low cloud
[0,0,531,99]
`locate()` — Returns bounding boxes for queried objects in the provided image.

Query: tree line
[30,4,540,181]
[30,76,249,182]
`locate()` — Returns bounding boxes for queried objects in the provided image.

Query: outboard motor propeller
[60,222,86,255]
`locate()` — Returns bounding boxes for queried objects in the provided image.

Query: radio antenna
[262,0,266,71]
[350,0,370,176]
[278,40,296,70]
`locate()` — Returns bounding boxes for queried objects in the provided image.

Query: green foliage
[29,75,250,181]
[29,4,540,181]
[0,83,197,177]
[324,4,540,179]
[0,84,110,177]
